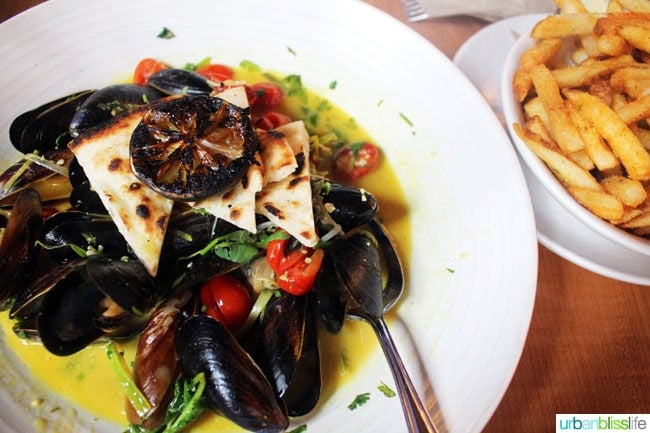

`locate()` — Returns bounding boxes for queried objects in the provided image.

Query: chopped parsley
[329,80,338,89]
[287,425,308,433]
[287,46,297,56]
[240,59,262,72]
[347,392,371,410]
[399,112,414,127]
[378,382,396,398]
[157,27,175,39]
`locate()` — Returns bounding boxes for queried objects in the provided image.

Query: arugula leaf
[347,392,371,410]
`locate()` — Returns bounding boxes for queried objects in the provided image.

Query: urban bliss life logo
[556,415,649,431]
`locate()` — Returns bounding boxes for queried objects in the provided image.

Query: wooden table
[2,1,649,432]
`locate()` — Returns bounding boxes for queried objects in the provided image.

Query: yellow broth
[0,64,411,431]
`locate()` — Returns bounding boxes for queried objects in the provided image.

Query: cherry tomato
[246,82,284,110]
[266,237,325,296]
[266,237,290,273]
[333,141,379,180]
[254,112,292,130]
[133,58,168,85]
[200,274,253,331]
[196,63,234,82]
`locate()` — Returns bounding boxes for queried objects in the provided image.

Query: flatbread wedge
[68,108,174,276]
[255,121,319,247]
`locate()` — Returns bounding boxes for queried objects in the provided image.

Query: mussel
[316,181,379,233]
[176,314,289,433]
[68,84,164,137]
[9,90,94,153]
[11,255,158,356]
[146,68,214,96]
[255,292,321,417]
[40,211,129,263]
[0,188,43,304]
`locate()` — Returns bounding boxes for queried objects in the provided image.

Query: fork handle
[370,317,440,433]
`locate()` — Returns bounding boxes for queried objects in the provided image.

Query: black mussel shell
[0,188,43,304]
[130,95,258,201]
[320,182,378,232]
[146,68,213,96]
[41,211,128,263]
[330,231,383,318]
[176,314,289,433]
[67,158,106,213]
[36,259,105,356]
[314,252,348,334]
[256,293,321,417]
[68,84,163,137]
[10,90,94,153]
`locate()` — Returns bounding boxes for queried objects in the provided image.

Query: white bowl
[501,33,650,257]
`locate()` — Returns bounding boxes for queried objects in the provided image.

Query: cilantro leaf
[347,392,371,410]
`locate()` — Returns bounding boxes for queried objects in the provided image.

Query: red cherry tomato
[254,112,293,130]
[246,82,284,110]
[266,237,325,296]
[333,141,379,180]
[196,63,234,82]
[133,58,168,85]
[200,274,253,331]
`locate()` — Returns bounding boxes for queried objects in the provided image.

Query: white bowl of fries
[501,6,650,257]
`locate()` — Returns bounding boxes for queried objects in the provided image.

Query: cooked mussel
[68,84,163,137]
[317,181,379,233]
[40,211,128,263]
[67,157,106,213]
[176,314,289,433]
[10,90,94,153]
[146,68,213,96]
[12,255,158,356]
[0,188,43,304]
[255,292,321,417]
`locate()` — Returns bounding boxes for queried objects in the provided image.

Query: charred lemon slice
[130,95,257,201]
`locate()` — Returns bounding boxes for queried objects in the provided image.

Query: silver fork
[401,0,430,22]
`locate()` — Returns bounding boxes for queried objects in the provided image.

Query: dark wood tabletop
[2,1,649,432]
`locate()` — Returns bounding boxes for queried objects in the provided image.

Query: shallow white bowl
[501,33,650,258]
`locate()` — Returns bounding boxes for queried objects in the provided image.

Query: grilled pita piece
[255,121,319,247]
[68,108,173,276]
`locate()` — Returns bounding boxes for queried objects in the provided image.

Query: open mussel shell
[255,292,321,417]
[41,211,128,262]
[14,255,158,356]
[330,231,383,318]
[68,84,164,137]
[319,182,379,232]
[146,68,213,96]
[10,90,94,153]
[0,188,43,304]
[176,314,289,433]
[314,252,348,334]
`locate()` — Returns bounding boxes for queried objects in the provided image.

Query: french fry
[610,65,650,98]
[551,54,636,88]
[566,99,619,170]
[595,13,650,34]
[597,32,631,55]
[513,124,601,190]
[554,0,588,13]
[615,93,650,124]
[563,89,650,180]
[618,25,650,52]
[616,0,650,12]
[513,38,563,102]
[601,174,647,207]
[568,186,625,221]
[531,13,605,38]
[530,64,586,153]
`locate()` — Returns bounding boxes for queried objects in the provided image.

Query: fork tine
[401,0,430,22]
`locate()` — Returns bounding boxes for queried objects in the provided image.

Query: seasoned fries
[512,1,650,238]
